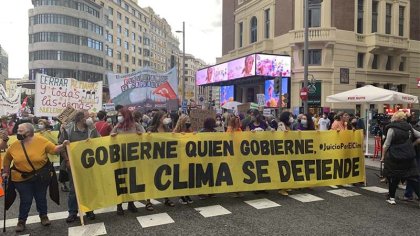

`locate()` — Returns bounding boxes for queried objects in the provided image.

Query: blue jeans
[67,169,78,216]
[404,158,420,198]
[14,177,49,221]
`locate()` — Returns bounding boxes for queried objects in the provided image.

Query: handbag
[18,141,52,183]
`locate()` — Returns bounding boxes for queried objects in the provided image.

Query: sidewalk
[365,136,382,170]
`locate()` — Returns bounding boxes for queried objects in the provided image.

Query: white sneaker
[386,198,396,205]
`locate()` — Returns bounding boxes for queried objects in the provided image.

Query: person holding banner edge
[2,123,69,233]
[110,107,145,215]
[59,110,100,223]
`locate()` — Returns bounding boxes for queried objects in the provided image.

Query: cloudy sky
[0,0,222,78]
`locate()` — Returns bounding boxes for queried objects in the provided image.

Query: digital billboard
[256,54,291,78]
[220,85,234,107]
[196,54,291,86]
[264,78,289,108]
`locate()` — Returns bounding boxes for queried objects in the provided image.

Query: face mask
[301,120,308,127]
[17,133,26,141]
[117,116,124,123]
[85,118,94,126]
[185,123,191,129]
[163,118,172,125]
[107,118,112,123]
[38,124,45,130]
[289,117,294,124]
[216,121,221,126]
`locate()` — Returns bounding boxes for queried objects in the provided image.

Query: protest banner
[34,74,103,117]
[0,85,21,116]
[257,94,265,106]
[68,130,365,212]
[56,105,77,124]
[107,67,178,112]
[189,109,216,131]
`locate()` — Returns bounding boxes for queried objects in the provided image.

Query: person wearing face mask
[173,114,194,204]
[3,123,69,232]
[215,115,225,132]
[162,115,172,130]
[246,110,268,131]
[296,114,315,131]
[331,112,349,131]
[276,111,294,195]
[59,110,100,223]
[110,107,145,215]
[95,111,112,137]
[318,113,331,131]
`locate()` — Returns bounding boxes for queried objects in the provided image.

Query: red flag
[153,82,177,99]
[21,96,28,110]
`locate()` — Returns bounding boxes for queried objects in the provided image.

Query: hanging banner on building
[68,130,365,212]
[34,74,103,117]
[0,85,21,116]
[107,67,178,111]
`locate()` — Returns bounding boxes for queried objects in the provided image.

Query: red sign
[300,87,308,101]
[417,78,420,88]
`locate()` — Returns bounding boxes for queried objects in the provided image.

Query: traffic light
[274,77,280,95]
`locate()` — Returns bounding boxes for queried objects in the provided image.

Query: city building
[28,0,181,82]
[183,53,207,101]
[0,45,8,87]
[219,0,420,114]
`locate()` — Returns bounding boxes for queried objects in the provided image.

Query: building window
[106,46,113,57]
[117,37,121,46]
[250,16,257,43]
[125,16,129,24]
[124,28,129,37]
[386,56,393,70]
[131,32,135,41]
[138,59,142,66]
[303,49,322,65]
[132,20,136,28]
[372,1,378,33]
[372,54,378,69]
[357,53,364,68]
[108,7,113,15]
[399,57,406,71]
[124,41,129,50]
[117,24,122,34]
[125,67,129,73]
[125,54,129,62]
[357,0,364,34]
[239,22,243,47]
[308,0,321,27]
[117,65,121,73]
[386,3,392,35]
[132,44,135,52]
[132,57,135,65]
[117,12,121,20]
[264,8,270,39]
[399,6,405,36]
[117,51,121,60]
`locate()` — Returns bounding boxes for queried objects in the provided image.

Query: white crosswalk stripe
[68,222,106,236]
[289,193,324,203]
[245,198,281,209]
[361,186,388,193]
[327,189,361,197]
[195,205,231,218]
[137,213,175,228]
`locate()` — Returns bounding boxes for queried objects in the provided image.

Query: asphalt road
[1,166,419,236]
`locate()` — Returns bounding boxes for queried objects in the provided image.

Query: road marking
[4,200,160,228]
[289,193,324,203]
[68,222,106,236]
[137,213,175,228]
[341,184,354,188]
[329,185,339,189]
[361,186,388,194]
[244,198,281,209]
[195,205,231,218]
[327,189,361,197]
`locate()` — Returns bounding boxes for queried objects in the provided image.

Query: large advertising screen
[197,54,291,86]
[256,54,291,78]
[220,85,234,107]
[264,78,289,108]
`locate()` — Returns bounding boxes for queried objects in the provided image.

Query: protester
[291,114,303,130]
[12,110,33,134]
[330,112,349,131]
[403,116,420,201]
[226,114,242,132]
[381,111,420,205]
[318,113,331,131]
[110,107,145,215]
[95,110,113,136]
[296,114,315,131]
[266,115,278,131]
[173,114,194,204]
[241,109,253,131]
[2,123,69,232]
[246,109,268,131]
[277,111,294,196]
[146,111,175,209]
[215,115,225,132]
[59,110,100,222]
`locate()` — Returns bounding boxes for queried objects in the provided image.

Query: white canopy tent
[326,85,419,156]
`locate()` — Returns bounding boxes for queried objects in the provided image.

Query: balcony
[227,39,273,59]
[357,33,408,50]
[291,27,336,44]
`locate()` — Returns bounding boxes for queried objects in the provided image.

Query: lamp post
[176,22,186,102]
[303,0,309,115]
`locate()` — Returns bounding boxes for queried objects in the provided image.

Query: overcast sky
[0,0,222,78]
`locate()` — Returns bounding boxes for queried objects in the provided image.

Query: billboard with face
[256,54,291,78]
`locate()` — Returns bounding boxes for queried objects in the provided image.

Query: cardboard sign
[237,103,251,115]
[263,109,272,116]
[257,94,265,106]
[189,109,216,132]
[57,105,77,123]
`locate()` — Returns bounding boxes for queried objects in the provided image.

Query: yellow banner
[68,130,365,212]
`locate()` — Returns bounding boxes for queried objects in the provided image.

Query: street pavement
[1,162,420,236]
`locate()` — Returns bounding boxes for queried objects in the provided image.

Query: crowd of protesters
[1,105,419,233]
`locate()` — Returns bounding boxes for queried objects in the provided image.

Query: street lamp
[176,21,186,102]
[303,0,309,115]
